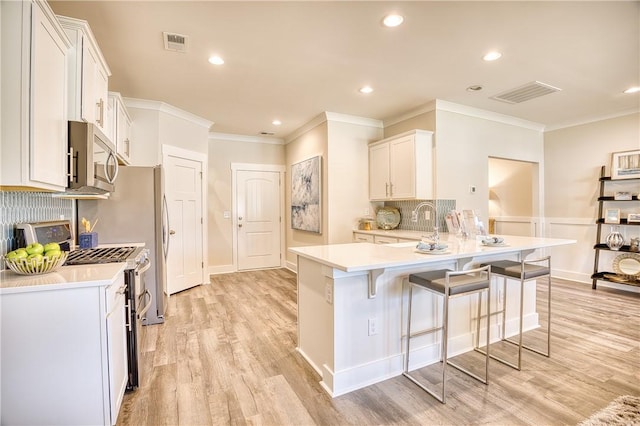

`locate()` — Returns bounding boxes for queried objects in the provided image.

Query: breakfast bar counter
[289,234,575,397]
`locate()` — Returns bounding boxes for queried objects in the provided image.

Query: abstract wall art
[291,155,321,233]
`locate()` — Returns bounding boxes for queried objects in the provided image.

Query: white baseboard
[552,269,591,283]
[286,260,297,272]
[208,264,235,275]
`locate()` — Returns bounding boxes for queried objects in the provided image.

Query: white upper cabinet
[0,0,71,191]
[57,15,111,136]
[368,130,434,201]
[107,92,133,165]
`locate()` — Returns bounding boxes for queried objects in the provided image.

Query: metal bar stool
[403,265,491,404]
[478,257,551,370]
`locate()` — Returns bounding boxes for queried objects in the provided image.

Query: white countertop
[290,234,576,272]
[0,263,127,295]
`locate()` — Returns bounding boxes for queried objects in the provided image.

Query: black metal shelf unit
[590,165,640,289]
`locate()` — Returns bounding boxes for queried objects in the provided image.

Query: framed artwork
[611,150,640,180]
[604,208,620,224]
[291,155,321,233]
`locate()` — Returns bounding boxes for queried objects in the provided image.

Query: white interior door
[237,170,282,270]
[165,154,203,294]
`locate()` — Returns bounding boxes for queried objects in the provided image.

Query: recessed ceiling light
[483,51,502,61]
[208,55,224,65]
[272,120,282,126]
[467,85,483,92]
[359,86,374,94]
[624,86,640,94]
[383,14,404,27]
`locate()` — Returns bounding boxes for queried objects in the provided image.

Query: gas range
[66,246,148,270]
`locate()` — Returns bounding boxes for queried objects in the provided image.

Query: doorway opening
[488,157,540,237]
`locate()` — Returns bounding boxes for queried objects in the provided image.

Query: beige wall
[435,110,543,225]
[544,112,640,283]
[285,122,329,265]
[128,108,161,166]
[327,121,383,243]
[159,112,209,156]
[384,110,436,137]
[207,138,285,269]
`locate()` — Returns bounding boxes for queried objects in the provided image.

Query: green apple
[25,243,44,256]
[7,249,28,261]
[43,242,60,253]
[44,249,62,260]
[27,253,44,266]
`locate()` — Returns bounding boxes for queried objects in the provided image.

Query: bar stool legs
[479,257,551,370]
[403,265,491,404]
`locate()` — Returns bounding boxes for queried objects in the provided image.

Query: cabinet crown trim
[56,15,112,76]
[370,129,434,146]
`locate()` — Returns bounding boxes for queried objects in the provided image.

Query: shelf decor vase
[605,226,625,251]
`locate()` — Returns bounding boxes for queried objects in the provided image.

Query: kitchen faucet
[411,201,439,244]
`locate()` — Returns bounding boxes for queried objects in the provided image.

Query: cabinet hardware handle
[67,148,75,182]
[125,301,132,332]
[385,182,389,197]
[169,230,176,235]
[389,182,393,197]
[96,98,104,126]
[105,150,119,183]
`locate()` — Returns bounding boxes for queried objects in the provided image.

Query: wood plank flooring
[117,269,640,425]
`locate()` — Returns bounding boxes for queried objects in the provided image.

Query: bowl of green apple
[3,243,68,275]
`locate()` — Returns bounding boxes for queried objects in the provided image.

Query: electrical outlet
[368,318,378,336]
[223,211,231,219]
[325,282,333,304]
[424,211,431,220]
[364,208,370,216]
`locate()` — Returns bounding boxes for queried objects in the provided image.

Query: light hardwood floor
[118,269,640,425]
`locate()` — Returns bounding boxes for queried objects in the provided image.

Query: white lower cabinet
[0,275,127,425]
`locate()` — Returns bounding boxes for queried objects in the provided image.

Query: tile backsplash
[0,191,73,267]
[383,199,456,232]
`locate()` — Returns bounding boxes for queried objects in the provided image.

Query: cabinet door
[389,135,416,199]
[94,64,109,133]
[81,40,97,123]
[106,281,128,425]
[30,2,68,189]
[116,101,132,163]
[369,143,390,200]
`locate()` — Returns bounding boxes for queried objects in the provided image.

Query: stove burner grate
[65,246,137,265]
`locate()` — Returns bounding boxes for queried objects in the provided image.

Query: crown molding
[383,99,546,131]
[435,99,545,131]
[543,108,640,132]
[209,132,285,145]
[285,111,383,144]
[123,97,214,129]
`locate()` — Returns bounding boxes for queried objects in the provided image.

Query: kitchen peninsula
[289,234,575,397]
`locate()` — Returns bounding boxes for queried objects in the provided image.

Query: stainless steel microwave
[67,121,118,194]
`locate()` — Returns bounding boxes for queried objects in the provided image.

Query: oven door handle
[137,289,153,320]
[136,258,151,276]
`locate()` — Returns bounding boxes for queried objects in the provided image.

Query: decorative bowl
[376,207,401,230]
[3,251,68,275]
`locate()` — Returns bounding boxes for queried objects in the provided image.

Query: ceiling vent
[260,131,275,136]
[491,81,561,104]
[163,32,189,52]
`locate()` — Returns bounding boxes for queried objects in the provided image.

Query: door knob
[238,216,243,220]
[169,230,176,235]
[238,224,243,228]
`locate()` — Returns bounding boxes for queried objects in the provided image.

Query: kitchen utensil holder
[79,232,98,249]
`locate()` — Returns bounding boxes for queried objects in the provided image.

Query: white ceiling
[49,1,640,140]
